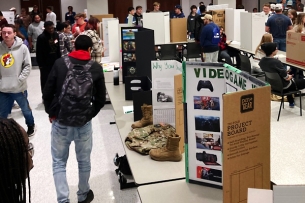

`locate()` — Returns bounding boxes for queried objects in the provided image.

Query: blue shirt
[125,15,136,24]
[200,22,219,53]
[266,14,292,38]
[65,12,76,25]
[171,12,185,18]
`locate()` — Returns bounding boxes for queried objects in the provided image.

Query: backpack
[57,57,94,127]
[211,25,221,45]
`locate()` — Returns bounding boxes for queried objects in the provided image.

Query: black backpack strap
[83,60,94,71]
[63,56,74,71]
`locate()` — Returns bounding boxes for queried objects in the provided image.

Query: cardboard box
[92,14,114,22]
[211,10,225,29]
[286,30,305,67]
[170,18,187,42]
[174,74,184,153]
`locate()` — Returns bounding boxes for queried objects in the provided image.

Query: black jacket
[36,31,61,67]
[258,57,290,88]
[42,56,106,119]
[187,13,199,33]
[194,13,205,42]
[134,13,143,26]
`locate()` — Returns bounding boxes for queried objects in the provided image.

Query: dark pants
[284,79,305,103]
[219,47,241,67]
[40,66,53,93]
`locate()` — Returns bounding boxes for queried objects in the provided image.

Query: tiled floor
[12,69,140,203]
[10,68,305,203]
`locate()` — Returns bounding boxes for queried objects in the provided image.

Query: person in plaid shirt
[56,22,72,57]
[81,17,103,63]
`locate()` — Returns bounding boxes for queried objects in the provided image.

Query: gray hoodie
[0,37,31,93]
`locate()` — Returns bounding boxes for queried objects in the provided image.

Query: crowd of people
[0,4,105,203]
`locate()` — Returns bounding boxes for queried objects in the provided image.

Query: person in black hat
[259,42,305,108]
[171,5,185,18]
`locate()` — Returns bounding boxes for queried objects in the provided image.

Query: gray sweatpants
[204,51,219,63]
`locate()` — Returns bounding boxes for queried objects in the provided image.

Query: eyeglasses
[28,143,34,157]
[2,31,13,35]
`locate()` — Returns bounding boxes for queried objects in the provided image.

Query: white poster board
[207,4,229,11]
[2,11,14,24]
[225,8,246,42]
[143,12,170,45]
[240,12,265,52]
[108,19,120,62]
[152,60,182,126]
[102,18,116,57]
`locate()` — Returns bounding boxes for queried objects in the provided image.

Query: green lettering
[194,68,200,78]
[234,74,238,85]
[225,70,229,79]
[217,69,224,78]
[230,72,233,82]
[252,84,257,89]
[242,79,247,90]
[209,69,217,78]
[238,77,243,88]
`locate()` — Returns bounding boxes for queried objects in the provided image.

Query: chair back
[264,72,284,93]
[160,44,178,60]
[186,42,201,59]
[239,54,252,73]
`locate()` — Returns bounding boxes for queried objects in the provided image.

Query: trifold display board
[102,18,116,58]
[151,60,182,127]
[143,12,170,45]
[240,12,265,52]
[121,27,155,83]
[183,62,271,203]
[225,8,246,42]
[2,11,14,24]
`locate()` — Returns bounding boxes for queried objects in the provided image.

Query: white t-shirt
[262,11,272,23]
[46,12,57,25]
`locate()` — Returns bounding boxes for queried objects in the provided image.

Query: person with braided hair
[0,118,34,203]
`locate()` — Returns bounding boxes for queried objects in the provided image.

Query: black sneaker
[27,125,36,137]
[78,190,94,203]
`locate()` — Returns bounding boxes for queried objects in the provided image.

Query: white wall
[243,0,259,12]
[87,0,108,16]
[0,0,21,17]
[214,0,235,9]
[61,0,87,22]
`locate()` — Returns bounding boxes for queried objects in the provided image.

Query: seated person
[253,33,273,73]
[218,26,240,67]
[259,42,305,108]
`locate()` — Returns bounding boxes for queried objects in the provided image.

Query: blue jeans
[0,90,34,126]
[51,120,93,203]
[273,38,286,52]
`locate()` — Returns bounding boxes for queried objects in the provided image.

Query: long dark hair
[85,17,100,31]
[0,118,31,203]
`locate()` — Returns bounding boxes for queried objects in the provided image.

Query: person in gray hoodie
[0,24,36,137]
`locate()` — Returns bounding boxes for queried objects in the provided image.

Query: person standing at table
[171,5,185,18]
[72,13,87,38]
[46,6,57,26]
[262,3,273,22]
[187,5,199,39]
[134,6,143,26]
[265,4,292,52]
[200,14,220,63]
[65,6,76,25]
[295,0,304,11]
[151,2,162,12]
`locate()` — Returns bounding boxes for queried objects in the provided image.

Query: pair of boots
[131,104,182,162]
[149,133,182,162]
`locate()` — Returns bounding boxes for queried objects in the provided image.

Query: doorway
[20,0,61,22]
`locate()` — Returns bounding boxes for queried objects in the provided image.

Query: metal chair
[265,72,302,121]
[184,42,201,61]
[239,54,265,78]
[158,44,180,61]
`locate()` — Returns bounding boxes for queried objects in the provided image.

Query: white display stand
[143,12,170,45]
[151,60,182,127]
[2,11,14,24]
[225,8,246,42]
[107,19,120,63]
[207,4,229,11]
[240,12,265,52]
[102,18,116,58]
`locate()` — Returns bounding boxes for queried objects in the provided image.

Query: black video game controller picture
[197,80,214,92]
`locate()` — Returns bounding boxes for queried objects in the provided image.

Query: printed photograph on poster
[196,150,221,166]
[122,29,138,40]
[196,166,222,183]
[157,91,173,102]
[123,53,136,62]
[194,96,220,111]
[195,133,221,151]
[123,41,136,51]
[195,116,220,132]
[197,80,214,92]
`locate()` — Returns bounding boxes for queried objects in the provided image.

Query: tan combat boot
[149,134,182,162]
[131,104,153,129]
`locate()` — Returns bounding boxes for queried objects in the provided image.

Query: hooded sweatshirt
[0,37,31,93]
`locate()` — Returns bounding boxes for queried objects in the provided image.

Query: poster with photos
[151,60,182,127]
[184,62,225,187]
